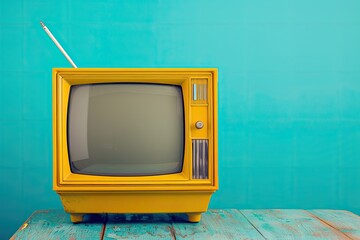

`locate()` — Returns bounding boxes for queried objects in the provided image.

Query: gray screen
[67,84,184,176]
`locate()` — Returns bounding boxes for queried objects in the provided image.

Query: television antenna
[40,21,78,68]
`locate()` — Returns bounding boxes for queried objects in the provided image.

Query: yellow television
[52,68,218,223]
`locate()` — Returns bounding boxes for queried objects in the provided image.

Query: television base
[69,212,202,223]
[59,191,214,223]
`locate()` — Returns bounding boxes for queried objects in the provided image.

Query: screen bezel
[53,69,217,191]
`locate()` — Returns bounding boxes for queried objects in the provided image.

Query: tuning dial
[195,121,204,129]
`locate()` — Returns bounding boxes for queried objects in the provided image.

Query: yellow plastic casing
[52,68,218,222]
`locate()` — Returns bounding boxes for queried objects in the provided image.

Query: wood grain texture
[241,209,352,240]
[171,209,265,239]
[103,214,174,240]
[10,210,105,240]
[10,209,360,239]
[309,210,360,240]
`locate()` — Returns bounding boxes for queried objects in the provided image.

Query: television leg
[70,213,84,223]
[187,212,202,223]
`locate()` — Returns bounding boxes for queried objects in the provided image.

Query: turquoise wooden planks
[309,210,360,240]
[10,210,105,240]
[171,209,265,240]
[103,214,174,240]
[241,209,351,240]
[11,209,360,239]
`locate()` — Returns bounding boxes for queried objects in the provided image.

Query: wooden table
[11,209,360,239]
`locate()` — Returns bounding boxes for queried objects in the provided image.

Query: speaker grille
[192,139,208,179]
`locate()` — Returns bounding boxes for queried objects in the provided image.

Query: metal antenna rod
[40,21,78,68]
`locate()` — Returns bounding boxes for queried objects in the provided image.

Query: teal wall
[1,0,360,238]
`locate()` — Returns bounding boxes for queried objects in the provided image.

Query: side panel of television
[191,78,211,180]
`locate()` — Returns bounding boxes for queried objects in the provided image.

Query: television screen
[67,83,184,176]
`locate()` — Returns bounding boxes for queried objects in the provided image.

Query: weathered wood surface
[11,209,360,240]
[171,210,265,239]
[309,210,360,240]
[242,209,351,240]
[10,210,105,240]
[103,214,174,240]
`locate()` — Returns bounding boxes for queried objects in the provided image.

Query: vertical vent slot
[192,78,208,104]
[192,139,209,179]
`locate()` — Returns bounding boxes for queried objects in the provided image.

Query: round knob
[195,121,204,129]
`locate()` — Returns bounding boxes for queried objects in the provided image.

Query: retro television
[52,68,218,223]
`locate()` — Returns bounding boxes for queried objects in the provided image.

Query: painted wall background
[1,0,360,238]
